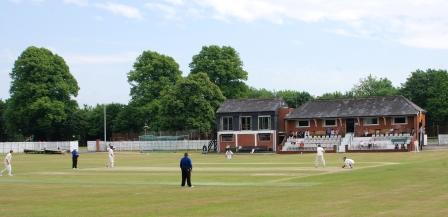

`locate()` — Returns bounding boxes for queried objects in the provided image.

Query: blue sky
[1,0,448,105]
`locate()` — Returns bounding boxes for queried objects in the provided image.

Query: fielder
[107,145,115,168]
[342,157,355,169]
[225,149,234,160]
[315,144,325,168]
[1,150,13,176]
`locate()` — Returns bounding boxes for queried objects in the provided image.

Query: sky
[1,0,448,105]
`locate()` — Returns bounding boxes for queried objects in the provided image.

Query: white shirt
[108,148,114,158]
[226,150,233,156]
[345,159,355,165]
[316,147,325,156]
[4,153,12,165]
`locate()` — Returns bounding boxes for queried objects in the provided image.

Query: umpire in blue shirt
[180,152,193,187]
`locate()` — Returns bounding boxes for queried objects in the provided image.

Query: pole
[104,104,107,143]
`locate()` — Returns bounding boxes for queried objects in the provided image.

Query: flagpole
[104,104,107,144]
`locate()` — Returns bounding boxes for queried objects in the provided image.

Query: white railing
[87,140,211,152]
[349,135,412,150]
[282,137,339,151]
[0,141,78,153]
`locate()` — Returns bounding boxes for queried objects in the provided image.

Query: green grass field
[0,150,448,217]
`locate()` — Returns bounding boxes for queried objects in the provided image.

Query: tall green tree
[159,73,225,131]
[276,90,313,108]
[0,99,7,141]
[401,69,448,123]
[5,46,79,141]
[127,50,182,131]
[128,50,182,106]
[190,45,249,99]
[351,74,398,97]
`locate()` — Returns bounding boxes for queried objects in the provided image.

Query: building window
[221,134,234,142]
[258,116,271,130]
[258,133,271,141]
[324,119,337,127]
[221,116,233,131]
[296,120,310,128]
[240,116,252,130]
[393,116,407,125]
[363,117,379,126]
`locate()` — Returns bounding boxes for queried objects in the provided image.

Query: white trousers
[344,162,354,168]
[1,164,12,176]
[226,154,232,160]
[315,155,325,167]
[108,156,114,168]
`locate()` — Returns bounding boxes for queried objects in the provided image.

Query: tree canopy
[4,46,79,140]
[190,45,249,99]
[351,74,398,97]
[276,90,313,108]
[401,69,448,123]
[128,50,182,106]
[159,73,225,131]
[0,99,7,141]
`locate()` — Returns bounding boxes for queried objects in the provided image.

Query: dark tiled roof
[287,96,425,119]
[217,98,287,113]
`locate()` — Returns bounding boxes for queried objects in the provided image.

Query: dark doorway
[346,118,355,133]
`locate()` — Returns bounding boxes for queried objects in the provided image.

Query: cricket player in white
[315,144,325,168]
[342,157,355,169]
[225,150,233,160]
[1,150,13,176]
[107,145,115,168]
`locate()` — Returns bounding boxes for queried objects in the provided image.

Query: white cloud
[63,0,88,7]
[145,2,179,20]
[96,2,143,20]
[63,52,138,65]
[164,0,184,6]
[172,0,448,49]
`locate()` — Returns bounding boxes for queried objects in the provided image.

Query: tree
[247,87,275,99]
[0,99,7,141]
[4,46,79,141]
[127,50,182,131]
[128,50,182,106]
[114,103,146,134]
[159,73,225,131]
[276,90,313,108]
[190,45,249,99]
[317,91,351,100]
[351,74,398,97]
[401,69,448,123]
[77,103,127,143]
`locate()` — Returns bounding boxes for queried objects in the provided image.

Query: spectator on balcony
[304,130,310,138]
[326,128,331,137]
[364,128,369,137]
